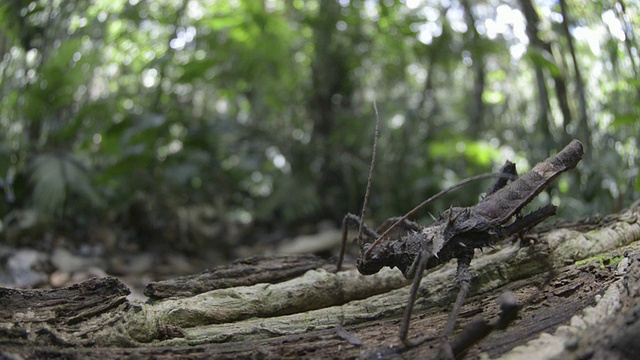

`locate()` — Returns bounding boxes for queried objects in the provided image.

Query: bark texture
[1,205,640,359]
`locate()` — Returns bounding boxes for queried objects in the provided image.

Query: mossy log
[1,205,639,359]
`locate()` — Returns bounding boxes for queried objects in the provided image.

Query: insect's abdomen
[472,139,584,225]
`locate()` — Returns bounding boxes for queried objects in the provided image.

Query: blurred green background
[0,0,638,257]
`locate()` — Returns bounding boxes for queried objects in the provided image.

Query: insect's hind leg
[398,252,474,355]
[486,160,518,196]
[336,213,380,271]
[399,249,432,346]
[376,216,422,234]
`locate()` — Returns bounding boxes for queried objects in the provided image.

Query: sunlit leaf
[558,178,569,193]
[611,114,639,127]
[202,16,246,31]
[429,140,501,167]
[524,49,561,77]
[482,90,505,104]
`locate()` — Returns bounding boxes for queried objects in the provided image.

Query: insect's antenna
[365,171,516,258]
[357,99,380,246]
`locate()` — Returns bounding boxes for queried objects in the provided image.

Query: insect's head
[356,242,385,275]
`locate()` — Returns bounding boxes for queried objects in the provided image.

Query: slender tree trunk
[519,0,573,145]
[418,52,438,120]
[309,0,352,219]
[461,0,485,136]
[615,0,640,99]
[559,0,590,143]
[533,67,554,151]
[517,0,553,152]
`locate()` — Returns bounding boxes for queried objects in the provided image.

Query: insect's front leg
[337,213,380,271]
[337,213,425,272]
[399,249,432,346]
[437,255,472,359]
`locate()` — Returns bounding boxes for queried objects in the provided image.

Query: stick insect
[336,114,584,357]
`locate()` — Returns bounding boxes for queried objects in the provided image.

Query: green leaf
[429,140,501,167]
[202,16,246,31]
[611,114,639,127]
[525,49,561,77]
[30,154,67,217]
[482,90,505,105]
[29,154,102,218]
[179,58,218,83]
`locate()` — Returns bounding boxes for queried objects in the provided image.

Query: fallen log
[1,205,639,359]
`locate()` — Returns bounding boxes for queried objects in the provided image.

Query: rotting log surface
[1,205,639,359]
[144,254,333,301]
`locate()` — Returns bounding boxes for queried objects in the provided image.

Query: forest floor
[1,204,639,359]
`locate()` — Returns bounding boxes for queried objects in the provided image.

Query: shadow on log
[1,205,639,359]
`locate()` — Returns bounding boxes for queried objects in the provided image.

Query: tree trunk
[309,0,353,220]
[2,205,640,359]
[614,0,640,100]
[461,0,486,136]
[518,0,573,146]
[558,0,590,144]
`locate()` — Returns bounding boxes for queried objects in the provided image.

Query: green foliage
[429,140,502,167]
[29,153,102,218]
[0,0,638,248]
[612,114,639,127]
[524,48,562,77]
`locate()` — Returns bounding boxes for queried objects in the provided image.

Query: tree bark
[2,205,640,359]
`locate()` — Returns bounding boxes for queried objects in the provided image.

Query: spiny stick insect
[336,109,584,357]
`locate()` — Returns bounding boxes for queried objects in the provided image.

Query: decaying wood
[1,205,639,359]
[500,252,640,360]
[144,254,332,301]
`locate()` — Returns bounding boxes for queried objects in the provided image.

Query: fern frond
[29,153,102,218]
[30,154,66,217]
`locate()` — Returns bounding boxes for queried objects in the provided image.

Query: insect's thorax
[356,208,502,279]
